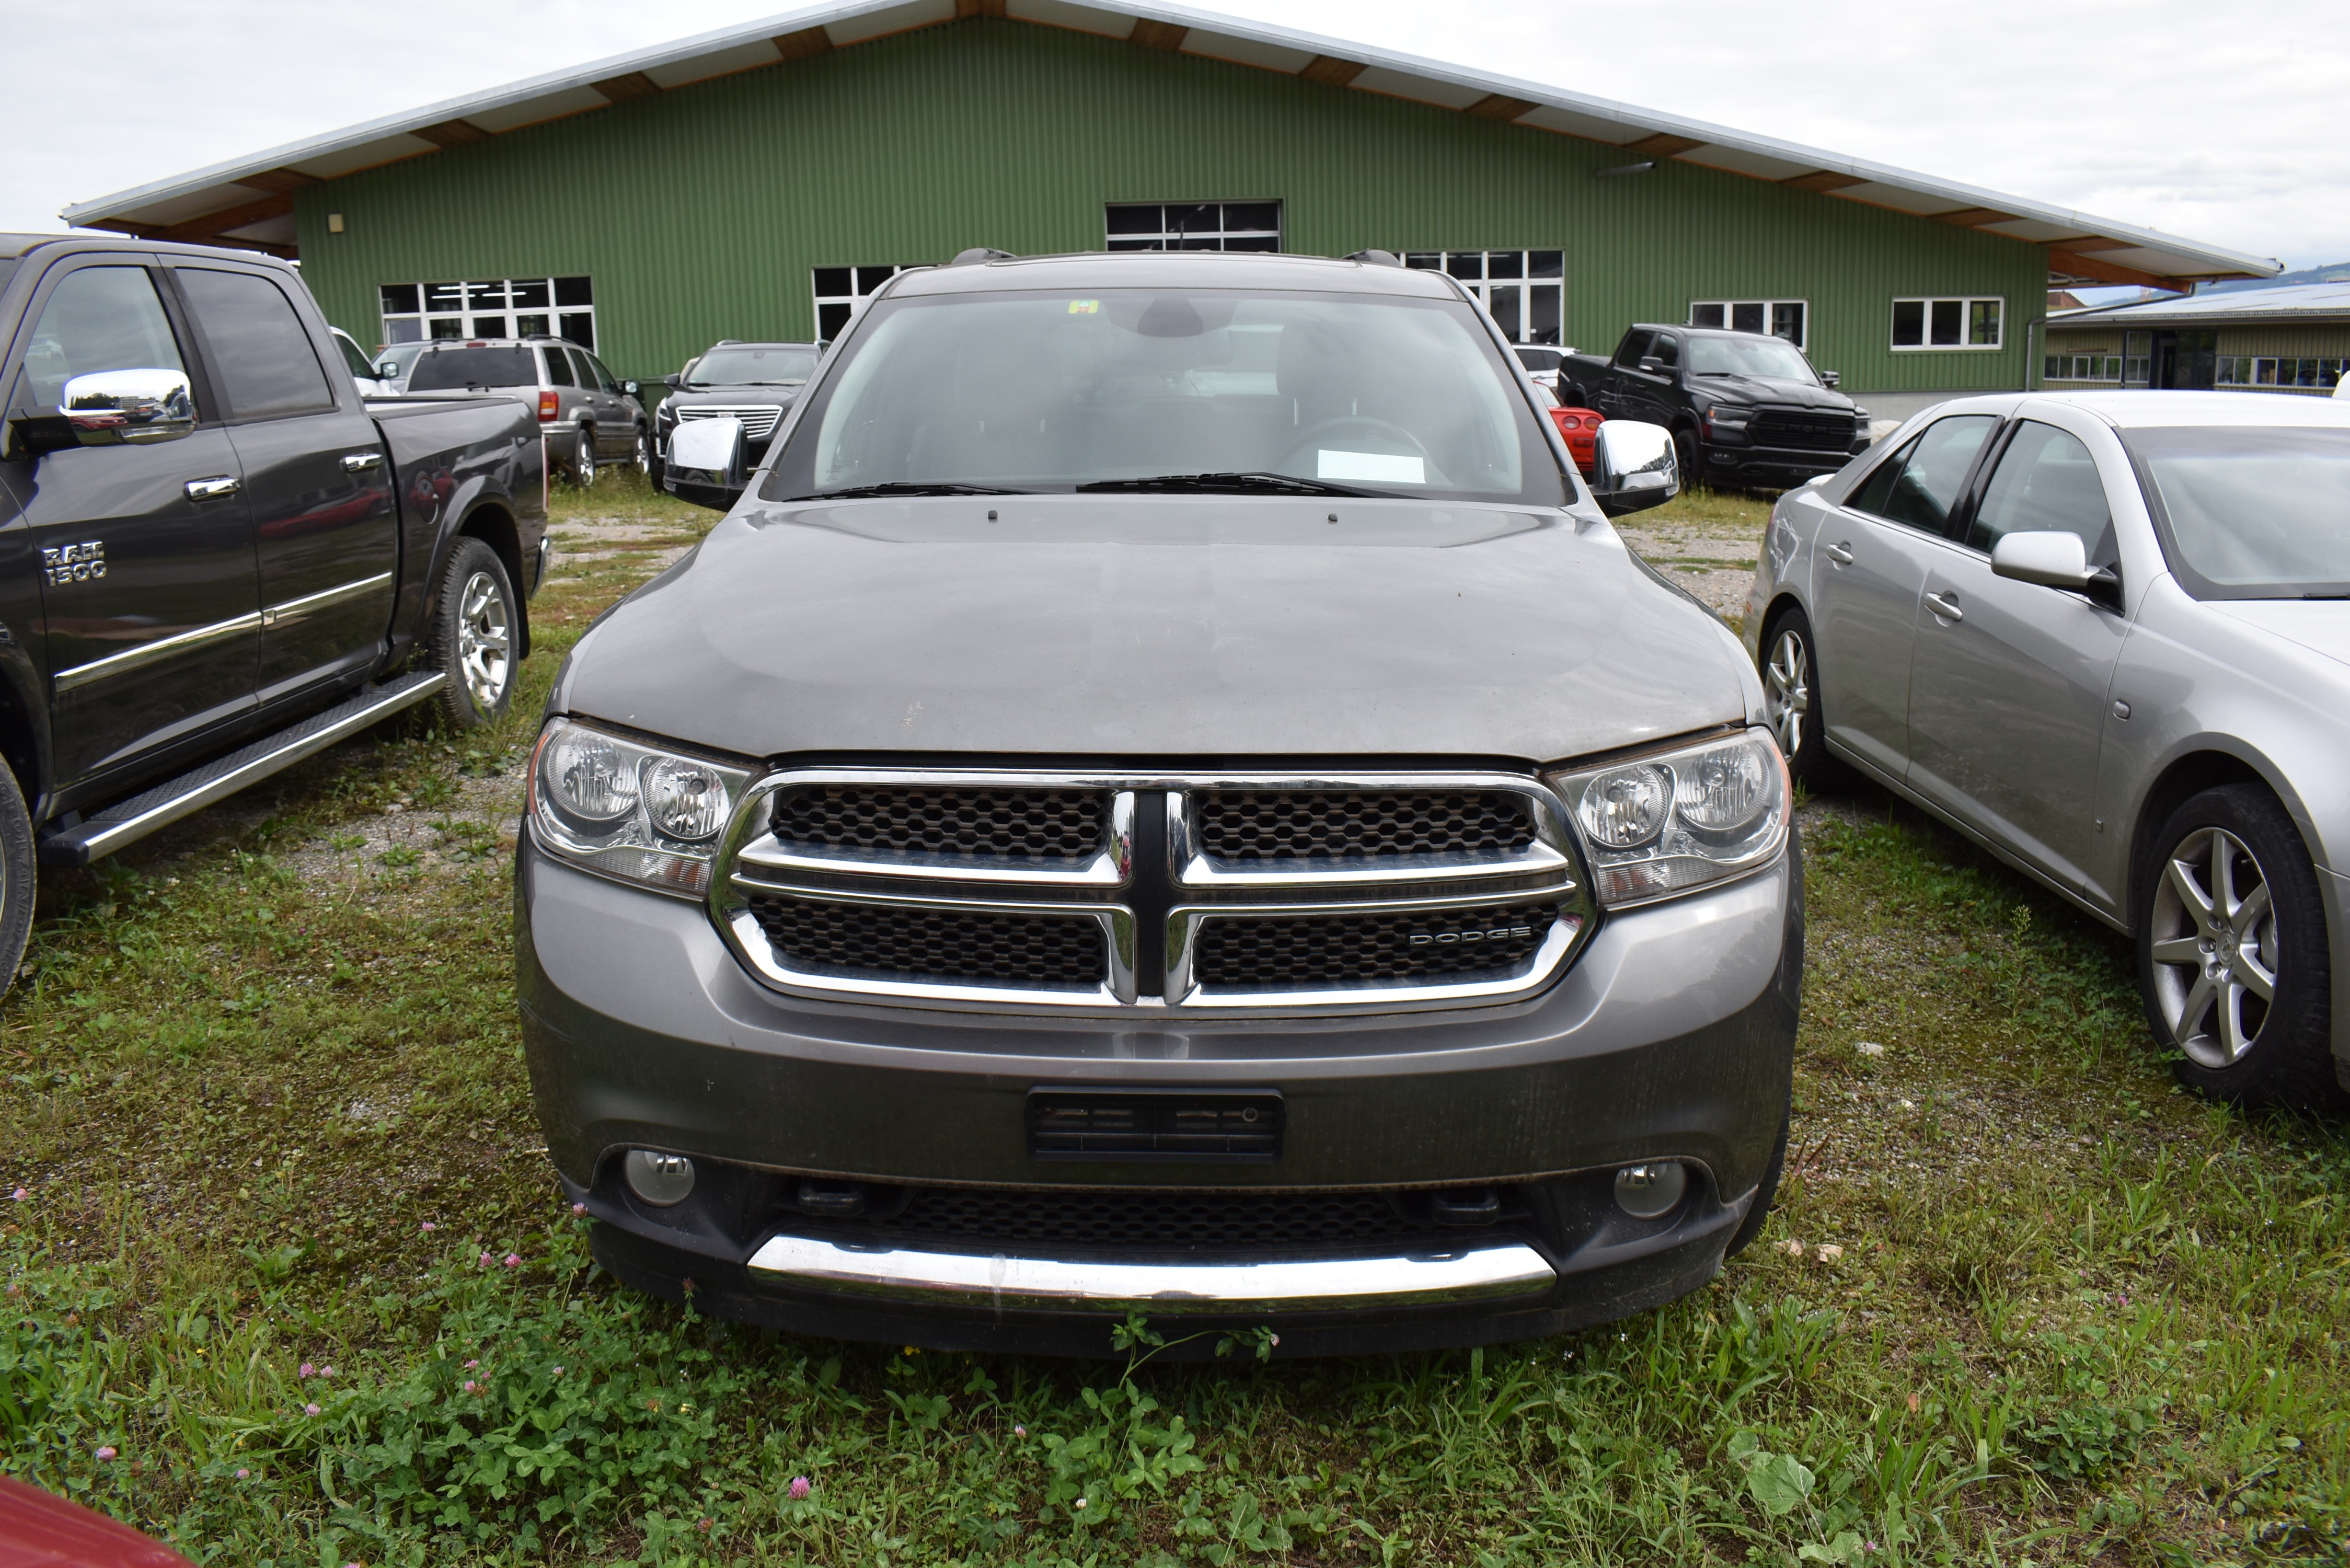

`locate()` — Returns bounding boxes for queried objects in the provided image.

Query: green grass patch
[3,488,2348,1564]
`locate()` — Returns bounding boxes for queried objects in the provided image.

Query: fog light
[624,1150,696,1206]
[1614,1161,1687,1219]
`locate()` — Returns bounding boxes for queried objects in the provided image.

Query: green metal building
[62,0,2278,410]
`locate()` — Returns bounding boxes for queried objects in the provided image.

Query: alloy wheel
[1763,626,1810,758]
[575,432,596,488]
[632,429,650,476]
[456,570,512,712]
[2149,825,2278,1068]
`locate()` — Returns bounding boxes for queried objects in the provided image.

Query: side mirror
[63,368,195,446]
[1638,355,1665,375]
[662,373,682,390]
[1991,530,2095,589]
[1587,419,1678,517]
[664,416,745,511]
[1819,370,1840,388]
[621,379,641,398]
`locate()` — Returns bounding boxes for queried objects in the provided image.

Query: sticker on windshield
[1068,299,1099,314]
[1318,450,1426,485]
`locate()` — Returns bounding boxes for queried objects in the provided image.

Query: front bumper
[517,831,1801,1353]
[1704,441,1861,486]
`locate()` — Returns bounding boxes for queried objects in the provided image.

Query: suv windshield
[766,289,1560,504]
[2128,425,2350,598]
[409,346,535,390]
[1688,335,1818,384]
[691,345,817,386]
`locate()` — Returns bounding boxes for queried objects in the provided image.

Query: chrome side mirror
[63,368,194,446]
[664,416,745,512]
[1819,370,1841,388]
[1587,419,1679,517]
[1990,530,2092,588]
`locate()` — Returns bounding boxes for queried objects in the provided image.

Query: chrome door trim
[1166,886,1588,1009]
[260,570,395,629]
[53,609,263,693]
[745,1232,1557,1312]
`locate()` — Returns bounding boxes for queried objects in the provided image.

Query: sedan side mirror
[64,368,196,447]
[665,416,745,511]
[1990,530,2092,587]
[1587,419,1679,517]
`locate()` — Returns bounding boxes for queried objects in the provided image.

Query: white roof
[60,0,2282,284]
[2049,280,2350,328]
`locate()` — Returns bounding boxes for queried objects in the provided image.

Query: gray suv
[406,338,647,485]
[517,249,1797,1356]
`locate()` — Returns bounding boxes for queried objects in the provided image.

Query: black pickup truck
[1562,324,1870,489]
[0,234,547,978]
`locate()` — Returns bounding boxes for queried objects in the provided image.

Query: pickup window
[411,347,536,390]
[1613,331,1653,370]
[176,267,335,420]
[18,266,188,412]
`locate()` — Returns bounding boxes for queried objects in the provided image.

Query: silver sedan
[1745,391,2350,1109]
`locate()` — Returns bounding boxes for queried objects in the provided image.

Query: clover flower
[95,1446,117,1461]
[304,1403,321,1417]
[464,1359,479,1369]
[571,1203,588,1217]
[788,1476,811,1500]
[420,1221,436,1232]
[462,1380,480,1395]
[235,1468,250,1480]
[1012,1425,1026,1439]
[504,1253,521,1269]
[299,1363,316,1379]
[8,1187,26,1201]
[551,1365,565,1377]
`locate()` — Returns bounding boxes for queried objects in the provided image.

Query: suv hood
[558,496,1755,763]
[668,383,805,407]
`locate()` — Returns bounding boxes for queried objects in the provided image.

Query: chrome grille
[715,768,1593,1014]
[1195,791,1534,860]
[676,403,783,442]
[1750,408,1857,453]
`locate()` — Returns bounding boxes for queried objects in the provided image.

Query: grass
[5,472,2349,1565]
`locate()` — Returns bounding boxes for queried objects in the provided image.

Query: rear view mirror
[1991,530,2092,588]
[1638,355,1665,375]
[1819,370,1841,388]
[1587,419,1679,517]
[665,416,745,511]
[663,373,682,390]
[64,368,195,447]
[621,379,641,398]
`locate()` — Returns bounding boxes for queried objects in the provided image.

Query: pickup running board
[38,670,448,868]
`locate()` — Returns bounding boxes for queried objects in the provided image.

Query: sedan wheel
[1764,625,1810,760]
[2138,783,2337,1108]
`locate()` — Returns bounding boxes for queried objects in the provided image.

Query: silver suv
[405,337,648,485]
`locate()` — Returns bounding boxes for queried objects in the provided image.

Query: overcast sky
[7,0,2344,271]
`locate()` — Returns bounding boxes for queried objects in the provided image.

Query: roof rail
[949,247,1016,266]
[1343,249,1402,268]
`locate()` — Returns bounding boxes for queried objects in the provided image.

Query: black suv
[1563,325,1870,488]
[655,341,821,483]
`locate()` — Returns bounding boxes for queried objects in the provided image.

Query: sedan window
[1844,414,1998,534]
[1968,421,2114,564]
[2128,425,2350,598]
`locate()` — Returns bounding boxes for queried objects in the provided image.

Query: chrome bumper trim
[744,1234,1557,1312]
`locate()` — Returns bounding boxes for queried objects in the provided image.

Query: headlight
[528,717,754,895]
[1543,728,1789,906]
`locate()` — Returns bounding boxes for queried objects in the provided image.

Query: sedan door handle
[1824,540,1856,564]
[184,476,241,502]
[1925,591,1964,622]
[340,451,384,474]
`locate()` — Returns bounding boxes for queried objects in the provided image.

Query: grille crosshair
[862,1187,1430,1249]
[745,894,1104,988]
[1196,901,1557,989]
[773,786,1103,860]
[1194,791,1535,860]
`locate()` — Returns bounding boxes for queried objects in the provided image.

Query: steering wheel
[1276,417,1434,480]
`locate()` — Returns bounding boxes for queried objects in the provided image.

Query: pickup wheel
[0,764,34,996]
[2139,785,2340,1110]
[1673,427,1700,492]
[424,537,519,730]
[571,429,597,488]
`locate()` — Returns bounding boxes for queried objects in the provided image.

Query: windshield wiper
[794,482,1033,499]
[1076,471,1381,498]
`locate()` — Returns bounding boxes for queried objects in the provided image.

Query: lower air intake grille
[1750,409,1857,453]
[1194,791,1535,860]
[745,895,1103,988]
[1196,902,1557,989]
[875,1187,1425,1249]
[773,786,1103,860]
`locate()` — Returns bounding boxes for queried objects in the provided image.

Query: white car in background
[1748,391,2350,1110]
[329,327,396,396]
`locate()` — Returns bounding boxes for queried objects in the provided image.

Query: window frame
[1890,296,2006,352]
[1687,298,1808,350]
[811,264,911,342]
[1841,412,2005,537]
[378,275,594,350]
[1400,251,1566,347]
[1105,201,1282,253]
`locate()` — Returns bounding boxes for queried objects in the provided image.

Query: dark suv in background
[1563,325,1870,489]
[654,341,821,483]
[406,338,649,486]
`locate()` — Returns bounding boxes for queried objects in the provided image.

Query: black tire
[2137,783,2340,1110]
[423,537,519,730]
[1673,426,1701,492]
[0,764,35,996]
[1757,606,1854,792]
[571,427,597,488]
[632,425,652,480]
[1722,1109,1789,1261]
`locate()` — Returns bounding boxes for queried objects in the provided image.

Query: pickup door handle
[340,451,384,474]
[1824,540,1856,564]
[184,476,241,502]
[1925,591,1964,622]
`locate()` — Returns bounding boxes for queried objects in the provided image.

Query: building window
[811,265,911,340]
[1106,202,1281,252]
[2044,353,2123,382]
[2216,356,2344,391]
[2122,330,2151,388]
[1688,299,1807,349]
[1891,296,2003,350]
[1402,251,1565,345]
[378,276,593,350]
